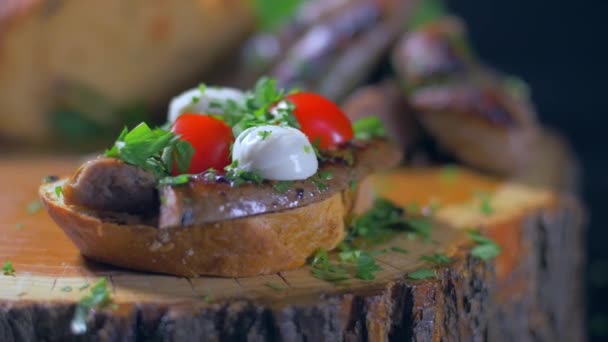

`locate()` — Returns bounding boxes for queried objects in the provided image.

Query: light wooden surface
[0,158,553,305]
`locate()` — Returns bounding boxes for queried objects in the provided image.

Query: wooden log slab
[0,158,585,341]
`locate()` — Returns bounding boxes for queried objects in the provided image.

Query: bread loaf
[0,0,254,144]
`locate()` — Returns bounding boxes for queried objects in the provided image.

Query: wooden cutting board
[0,158,585,341]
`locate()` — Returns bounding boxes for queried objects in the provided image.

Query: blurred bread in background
[0,0,254,145]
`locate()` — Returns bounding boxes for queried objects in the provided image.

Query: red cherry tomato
[171,114,233,175]
[286,92,354,149]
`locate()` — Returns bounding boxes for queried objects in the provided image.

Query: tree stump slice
[0,158,585,341]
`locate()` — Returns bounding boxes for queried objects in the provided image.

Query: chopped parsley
[2,261,15,276]
[158,174,193,186]
[55,185,63,198]
[391,246,409,254]
[61,286,73,292]
[303,145,312,154]
[440,165,459,184]
[219,77,299,137]
[26,200,42,215]
[105,122,194,180]
[257,130,272,140]
[408,268,436,280]
[309,249,351,283]
[201,295,212,303]
[310,198,436,283]
[264,282,285,291]
[311,178,328,191]
[225,167,264,187]
[78,283,90,291]
[421,253,451,266]
[71,278,112,334]
[317,170,333,180]
[408,0,447,30]
[349,180,357,192]
[475,192,494,215]
[273,181,294,193]
[468,230,501,260]
[353,116,385,140]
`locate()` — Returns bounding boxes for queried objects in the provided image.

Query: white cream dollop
[232,125,318,181]
[167,86,245,123]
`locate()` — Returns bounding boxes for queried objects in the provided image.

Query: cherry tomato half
[171,114,233,175]
[286,92,354,149]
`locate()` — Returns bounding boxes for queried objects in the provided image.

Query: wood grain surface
[0,158,585,341]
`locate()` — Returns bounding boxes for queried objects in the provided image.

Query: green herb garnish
[258,130,272,140]
[225,167,264,187]
[468,230,501,260]
[273,181,294,193]
[303,145,312,154]
[26,200,42,214]
[201,295,211,303]
[158,174,193,186]
[391,246,409,254]
[421,253,451,266]
[408,268,436,280]
[349,180,357,192]
[317,170,334,180]
[105,123,194,180]
[440,164,459,184]
[311,178,328,191]
[71,278,112,334]
[61,286,73,292]
[220,77,299,137]
[353,116,385,140]
[408,0,448,30]
[475,192,494,215]
[2,261,15,276]
[78,283,90,291]
[309,249,351,283]
[55,185,63,198]
[264,282,285,291]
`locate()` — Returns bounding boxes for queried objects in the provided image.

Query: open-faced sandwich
[40,78,402,277]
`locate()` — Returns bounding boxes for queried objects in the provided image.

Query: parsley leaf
[311,178,328,191]
[55,185,63,198]
[61,286,73,292]
[258,130,272,140]
[158,174,194,186]
[408,268,436,280]
[225,167,264,187]
[2,261,15,276]
[273,181,294,193]
[468,230,501,260]
[71,278,112,334]
[408,0,448,30]
[264,282,285,291]
[353,116,385,140]
[391,246,409,254]
[310,249,351,283]
[475,192,494,215]
[26,200,42,215]
[105,123,193,180]
[440,164,459,184]
[421,253,451,266]
[317,170,334,180]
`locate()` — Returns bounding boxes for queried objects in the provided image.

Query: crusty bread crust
[40,179,372,277]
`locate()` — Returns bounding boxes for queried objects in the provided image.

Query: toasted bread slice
[40,178,374,277]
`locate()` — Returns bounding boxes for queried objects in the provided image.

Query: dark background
[447,0,607,339]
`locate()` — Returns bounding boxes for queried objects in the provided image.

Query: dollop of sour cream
[168,86,245,123]
[232,125,318,181]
